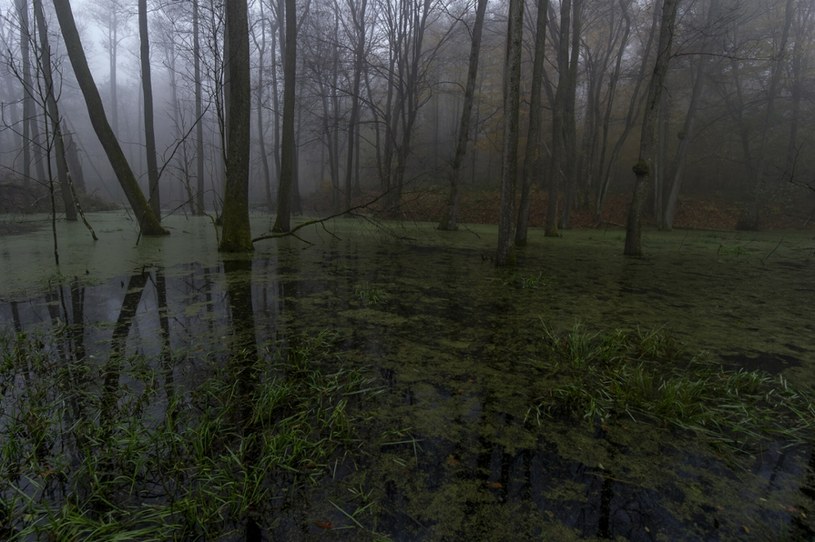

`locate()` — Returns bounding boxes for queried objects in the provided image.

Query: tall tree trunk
[219,0,253,251]
[560,0,581,229]
[52,0,167,236]
[515,0,549,244]
[496,0,523,266]
[139,0,161,218]
[438,0,488,231]
[33,0,76,220]
[272,0,297,232]
[109,7,119,135]
[17,0,33,183]
[663,47,709,230]
[545,0,572,237]
[252,6,274,211]
[624,0,679,256]
[270,15,282,202]
[193,0,205,214]
[343,0,368,212]
[596,0,653,216]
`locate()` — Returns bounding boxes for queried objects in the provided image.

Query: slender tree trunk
[139,0,161,218]
[109,8,119,135]
[33,0,76,220]
[18,0,31,182]
[596,0,653,216]
[438,0,488,231]
[65,132,85,192]
[515,0,549,244]
[663,49,709,230]
[272,0,297,232]
[252,7,273,211]
[496,0,524,266]
[219,0,252,251]
[193,0,205,214]
[624,0,679,256]
[17,0,34,183]
[343,0,368,212]
[545,0,572,237]
[52,0,167,236]
[560,0,581,229]
[270,16,282,199]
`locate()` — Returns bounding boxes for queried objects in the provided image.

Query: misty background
[1,0,814,228]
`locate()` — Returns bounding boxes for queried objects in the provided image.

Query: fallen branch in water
[251,191,391,244]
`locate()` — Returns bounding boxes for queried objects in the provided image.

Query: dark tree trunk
[219,0,253,252]
[515,0,549,244]
[193,0,205,215]
[252,5,274,211]
[272,0,297,233]
[139,0,161,218]
[438,0,488,231]
[52,0,167,236]
[33,0,76,221]
[496,0,524,266]
[624,0,679,256]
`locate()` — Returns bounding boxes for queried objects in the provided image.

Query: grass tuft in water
[529,323,815,451]
[0,330,379,540]
[355,281,387,306]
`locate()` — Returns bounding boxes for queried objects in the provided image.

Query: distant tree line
[0,0,813,258]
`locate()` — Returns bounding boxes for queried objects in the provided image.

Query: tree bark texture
[219,0,253,252]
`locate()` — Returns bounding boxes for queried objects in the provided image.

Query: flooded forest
[1,0,815,540]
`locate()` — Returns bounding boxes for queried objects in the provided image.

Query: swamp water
[1,212,814,540]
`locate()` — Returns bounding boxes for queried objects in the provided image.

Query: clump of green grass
[520,272,546,289]
[0,330,380,540]
[528,323,815,451]
[355,282,387,305]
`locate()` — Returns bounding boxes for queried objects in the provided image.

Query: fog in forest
[1,0,815,540]
[1,0,813,234]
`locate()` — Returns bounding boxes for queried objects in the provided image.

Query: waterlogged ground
[1,211,815,540]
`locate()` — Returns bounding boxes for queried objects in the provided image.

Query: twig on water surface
[761,238,783,265]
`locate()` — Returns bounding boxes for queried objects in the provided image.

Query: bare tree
[624,0,679,256]
[272,0,297,232]
[545,0,582,235]
[514,0,548,244]
[438,0,488,231]
[32,0,76,221]
[51,0,167,236]
[139,0,160,218]
[194,0,206,214]
[496,0,523,265]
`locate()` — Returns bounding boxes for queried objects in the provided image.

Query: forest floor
[310,184,815,231]
[2,179,814,233]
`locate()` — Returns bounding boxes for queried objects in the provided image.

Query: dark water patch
[2,225,815,539]
[720,351,802,373]
[0,221,43,236]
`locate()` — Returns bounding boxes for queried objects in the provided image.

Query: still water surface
[1,213,814,540]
